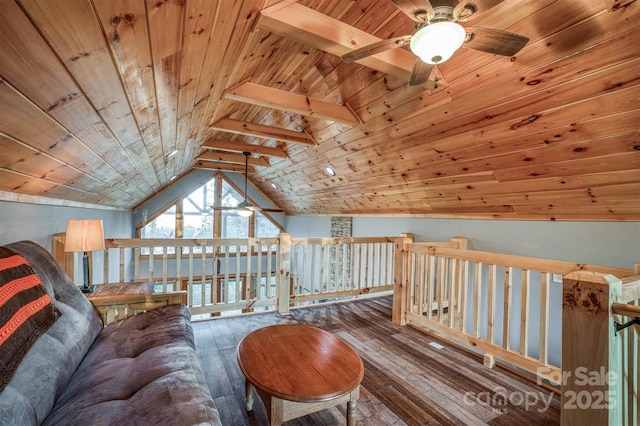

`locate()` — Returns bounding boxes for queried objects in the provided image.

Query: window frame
[136,172,283,242]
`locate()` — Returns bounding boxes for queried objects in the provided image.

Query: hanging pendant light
[237,152,254,217]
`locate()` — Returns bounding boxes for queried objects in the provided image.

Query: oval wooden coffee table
[237,324,364,425]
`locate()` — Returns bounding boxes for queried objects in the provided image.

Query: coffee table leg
[347,400,357,426]
[245,381,254,411]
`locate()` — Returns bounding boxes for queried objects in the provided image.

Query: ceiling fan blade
[342,35,412,63]
[464,27,529,56]
[259,208,285,213]
[453,0,505,22]
[409,59,435,87]
[391,0,434,22]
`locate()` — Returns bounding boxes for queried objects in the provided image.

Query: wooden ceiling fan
[342,0,529,86]
[210,151,284,216]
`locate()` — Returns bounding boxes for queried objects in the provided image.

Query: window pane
[220,180,249,239]
[256,212,280,238]
[183,178,215,238]
[221,211,249,238]
[141,206,176,238]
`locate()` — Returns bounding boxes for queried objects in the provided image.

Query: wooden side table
[87,282,187,325]
[237,324,364,425]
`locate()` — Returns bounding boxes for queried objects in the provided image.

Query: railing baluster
[119,247,125,283]
[148,247,154,281]
[502,266,512,350]
[474,262,483,338]
[427,254,435,320]
[235,245,241,303]
[448,258,457,328]
[200,246,206,307]
[175,245,181,292]
[162,246,168,292]
[187,246,194,307]
[134,247,140,281]
[539,272,549,364]
[520,269,530,356]
[223,248,230,304]
[255,242,261,300]
[487,264,496,344]
[459,260,469,333]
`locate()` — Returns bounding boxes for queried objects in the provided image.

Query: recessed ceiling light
[270,183,277,189]
[325,166,336,176]
[166,149,179,159]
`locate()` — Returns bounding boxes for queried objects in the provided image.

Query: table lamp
[64,219,105,293]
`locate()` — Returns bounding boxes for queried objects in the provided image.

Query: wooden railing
[289,237,395,305]
[393,235,638,425]
[393,236,634,385]
[87,234,396,317]
[562,270,639,426]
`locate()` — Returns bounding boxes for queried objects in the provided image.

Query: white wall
[0,200,133,284]
[0,201,132,250]
[286,216,640,269]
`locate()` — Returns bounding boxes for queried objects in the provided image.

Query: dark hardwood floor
[192,296,560,425]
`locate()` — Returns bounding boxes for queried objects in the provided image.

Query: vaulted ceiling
[0,0,638,220]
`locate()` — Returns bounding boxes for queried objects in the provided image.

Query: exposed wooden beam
[202,139,288,158]
[257,2,416,83]
[223,82,361,125]
[210,117,316,146]
[197,151,270,166]
[192,161,255,173]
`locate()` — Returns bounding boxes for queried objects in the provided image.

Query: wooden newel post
[277,233,291,314]
[392,234,414,325]
[561,271,623,426]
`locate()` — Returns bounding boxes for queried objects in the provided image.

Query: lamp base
[80,284,95,294]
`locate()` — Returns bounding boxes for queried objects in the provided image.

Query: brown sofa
[0,240,221,425]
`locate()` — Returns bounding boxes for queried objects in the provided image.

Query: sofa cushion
[0,246,61,391]
[0,241,103,425]
[43,304,221,426]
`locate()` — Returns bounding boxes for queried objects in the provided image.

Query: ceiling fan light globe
[410,22,466,65]
[237,207,253,217]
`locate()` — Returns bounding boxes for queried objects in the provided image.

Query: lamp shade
[64,219,105,252]
[410,21,466,65]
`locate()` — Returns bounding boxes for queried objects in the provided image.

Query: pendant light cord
[243,151,250,202]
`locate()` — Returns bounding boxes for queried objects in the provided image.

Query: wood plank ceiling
[0,0,638,219]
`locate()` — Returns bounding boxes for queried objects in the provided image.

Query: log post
[561,271,623,426]
[277,233,291,314]
[392,234,413,325]
[450,236,468,249]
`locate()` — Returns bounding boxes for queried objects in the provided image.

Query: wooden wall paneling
[145,0,184,182]
[0,170,60,197]
[18,0,162,192]
[175,0,221,180]
[182,0,245,172]
[92,0,164,179]
[0,82,106,180]
[0,0,149,200]
[445,1,639,96]
[0,136,86,185]
[188,0,263,168]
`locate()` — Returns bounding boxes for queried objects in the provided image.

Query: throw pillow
[0,246,61,391]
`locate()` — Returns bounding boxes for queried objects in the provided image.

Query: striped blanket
[0,246,61,391]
